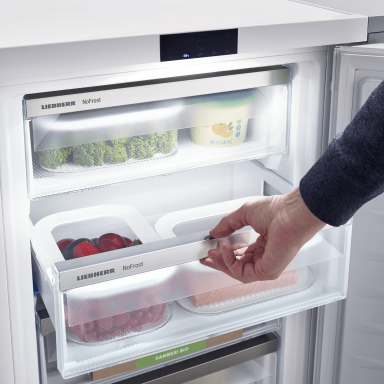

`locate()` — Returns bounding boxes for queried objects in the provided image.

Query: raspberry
[132,324,142,333]
[112,312,131,327]
[151,313,163,323]
[127,318,139,327]
[97,317,114,330]
[84,328,98,342]
[149,304,163,315]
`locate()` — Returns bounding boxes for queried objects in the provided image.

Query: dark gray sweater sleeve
[300,80,384,226]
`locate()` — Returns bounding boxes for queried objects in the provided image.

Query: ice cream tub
[190,119,248,148]
[189,89,254,148]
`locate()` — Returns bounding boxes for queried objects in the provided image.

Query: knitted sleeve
[300,80,384,226]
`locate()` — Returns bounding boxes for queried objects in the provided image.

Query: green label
[136,340,207,368]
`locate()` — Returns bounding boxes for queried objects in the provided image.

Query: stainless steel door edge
[115,333,278,384]
[55,228,256,291]
[24,66,290,118]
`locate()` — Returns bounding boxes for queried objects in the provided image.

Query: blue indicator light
[182,54,190,58]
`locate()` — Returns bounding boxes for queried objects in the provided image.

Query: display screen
[160,29,238,62]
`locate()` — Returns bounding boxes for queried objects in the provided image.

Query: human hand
[200,188,326,283]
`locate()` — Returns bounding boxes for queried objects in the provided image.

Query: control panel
[160,29,238,62]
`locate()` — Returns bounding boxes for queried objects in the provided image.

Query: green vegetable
[39,148,72,169]
[156,131,178,154]
[104,141,129,164]
[73,142,107,167]
[126,131,178,159]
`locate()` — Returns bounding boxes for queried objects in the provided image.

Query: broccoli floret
[92,141,107,166]
[110,138,129,147]
[72,142,107,167]
[73,145,94,167]
[127,135,157,159]
[156,131,178,154]
[125,131,178,159]
[104,142,128,164]
[39,148,72,169]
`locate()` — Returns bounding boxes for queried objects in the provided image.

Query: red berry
[57,239,75,256]
[132,324,142,333]
[103,330,115,341]
[75,331,87,342]
[123,237,133,247]
[143,312,155,323]
[127,318,139,327]
[97,317,114,330]
[84,328,98,342]
[112,312,130,327]
[97,239,121,253]
[134,311,144,321]
[77,321,95,334]
[69,324,80,333]
[151,313,163,323]
[97,233,126,249]
[149,304,163,315]
[120,324,133,336]
[73,242,100,259]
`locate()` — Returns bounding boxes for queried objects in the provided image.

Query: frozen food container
[24,66,290,199]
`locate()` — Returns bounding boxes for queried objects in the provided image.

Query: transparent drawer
[31,182,350,379]
[35,299,279,383]
[25,75,289,199]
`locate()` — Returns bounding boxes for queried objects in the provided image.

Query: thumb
[210,203,250,238]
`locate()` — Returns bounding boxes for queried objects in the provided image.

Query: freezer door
[320,44,384,384]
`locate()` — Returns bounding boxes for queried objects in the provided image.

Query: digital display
[160,29,238,62]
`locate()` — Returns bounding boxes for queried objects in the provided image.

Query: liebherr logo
[77,268,115,281]
[42,101,75,110]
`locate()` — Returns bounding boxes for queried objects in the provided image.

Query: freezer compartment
[31,170,350,378]
[36,304,279,383]
[25,81,289,199]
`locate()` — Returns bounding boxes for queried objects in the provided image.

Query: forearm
[300,80,384,226]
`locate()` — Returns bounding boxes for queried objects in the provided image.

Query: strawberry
[123,237,133,247]
[57,239,75,256]
[73,242,100,258]
[97,233,127,249]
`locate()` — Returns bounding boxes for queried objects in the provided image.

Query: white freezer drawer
[35,306,279,384]
[31,166,351,379]
[24,65,290,199]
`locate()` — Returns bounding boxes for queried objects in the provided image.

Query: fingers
[219,242,257,283]
[252,226,300,280]
[210,203,251,239]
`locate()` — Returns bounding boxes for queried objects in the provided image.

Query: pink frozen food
[191,269,299,307]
